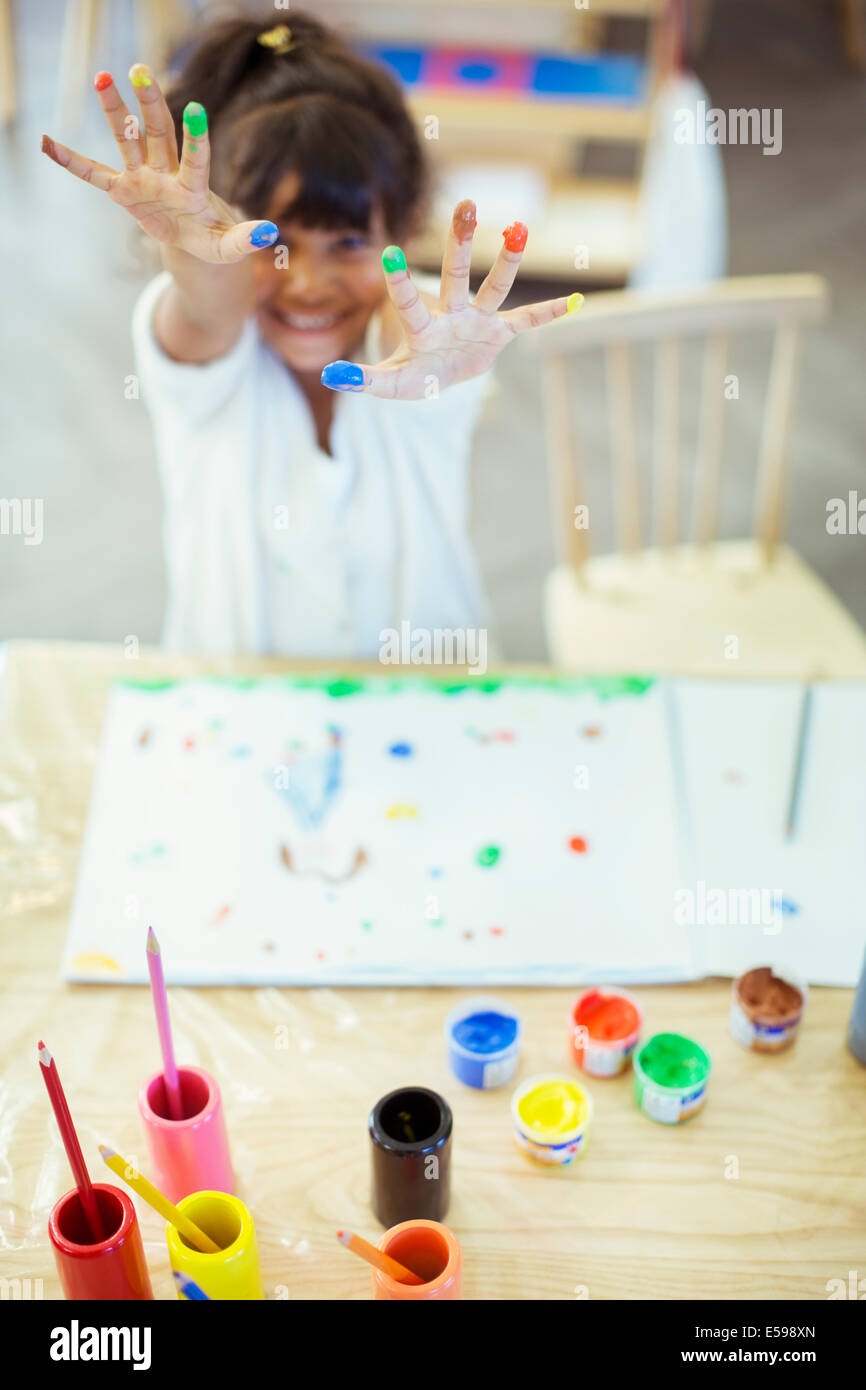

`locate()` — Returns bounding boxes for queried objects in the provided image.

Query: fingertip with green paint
[566,292,584,315]
[183,101,208,139]
[382,245,407,274]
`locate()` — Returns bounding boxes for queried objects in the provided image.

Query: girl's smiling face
[253,173,390,374]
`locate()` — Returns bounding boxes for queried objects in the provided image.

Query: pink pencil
[146,927,183,1121]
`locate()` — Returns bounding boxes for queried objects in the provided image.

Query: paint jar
[369,1086,452,1227]
[166,1191,264,1300]
[730,966,808,1053]
[633,1033,711,1125]
[49,1182,153,1300]
[444,995,521,1089]
[571,987,643,1077]
[138,1065,233,1204]
[511,1074,593,1165]
[372,1220,462,1301]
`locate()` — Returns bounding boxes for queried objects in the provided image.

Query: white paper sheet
[63,673,692,985]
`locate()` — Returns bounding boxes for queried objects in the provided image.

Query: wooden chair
[526,274,866,678]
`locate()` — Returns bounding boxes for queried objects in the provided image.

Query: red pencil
[38,1040,105,1242]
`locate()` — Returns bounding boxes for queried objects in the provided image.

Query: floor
[1,0,864,659]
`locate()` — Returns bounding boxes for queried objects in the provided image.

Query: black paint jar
[369,1086,453,1227]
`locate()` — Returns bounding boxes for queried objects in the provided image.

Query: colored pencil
[99,1144,220,1253]
[785,683,813,838]
[336,1229,425,1284]
[146,926,183,1120]
[173,1271,211,1300]
[38,1041,105,1243]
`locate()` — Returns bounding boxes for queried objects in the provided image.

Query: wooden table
[2,642,863,1300]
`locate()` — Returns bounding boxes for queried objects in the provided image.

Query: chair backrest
[525,274,829,572]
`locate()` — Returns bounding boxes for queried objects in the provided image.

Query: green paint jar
[633,1032,711,1125]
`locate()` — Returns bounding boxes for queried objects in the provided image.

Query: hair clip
[257,24,295,54]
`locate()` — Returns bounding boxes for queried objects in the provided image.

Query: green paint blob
[637,1033,710,1089]
[382,245,407,273]
[116,672,655,699]
[361,920,373,931]
[183,102,207,138]
[477,844,501,868]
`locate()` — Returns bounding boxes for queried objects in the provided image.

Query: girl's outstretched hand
[321,200,582,399]
[41,66,278,263]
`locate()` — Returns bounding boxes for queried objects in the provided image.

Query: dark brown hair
[166,14,426,237]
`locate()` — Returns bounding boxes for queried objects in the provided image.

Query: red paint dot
[212,905,232,924]
[93,71,113,91]
[184,737,195,750]
[569,836,588,854]
[489,925,504,936]
[315,951,325,961]
[582,726,602,739]
[498,731,515,742]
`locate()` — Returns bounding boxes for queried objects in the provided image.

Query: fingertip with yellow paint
[566,292,584,315]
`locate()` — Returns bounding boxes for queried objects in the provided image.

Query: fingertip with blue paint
[321,360,366,392]
[249,222,280,248]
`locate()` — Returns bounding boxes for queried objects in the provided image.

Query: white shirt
[132,272,493,658]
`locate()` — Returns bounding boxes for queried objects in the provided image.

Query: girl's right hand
[41,64,278,263]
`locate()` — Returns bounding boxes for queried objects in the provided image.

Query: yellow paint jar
[166,1191,264,1300]
[511,1074,593,1166]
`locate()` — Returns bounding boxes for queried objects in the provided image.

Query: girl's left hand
[320,200,582,399]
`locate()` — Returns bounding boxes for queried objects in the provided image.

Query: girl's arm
[42,64,278,364]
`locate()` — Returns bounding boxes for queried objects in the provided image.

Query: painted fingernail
[453,200,477,242]
[502,221,528,253]
[566,292,584,315]
[382,245,407,274]
[93,72,113,92]
[183,101,208,138]
[129,64,153,89]
[249,222,279,247]
[321,361,365,391]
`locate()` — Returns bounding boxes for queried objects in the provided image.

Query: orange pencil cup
[49,1183,153,1300]
[138,1065,234,1204]
[372,1220,462,1301]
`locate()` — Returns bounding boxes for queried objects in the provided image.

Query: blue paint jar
[444,996,522,1090]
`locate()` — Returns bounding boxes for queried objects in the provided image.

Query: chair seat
[545,540,866,678]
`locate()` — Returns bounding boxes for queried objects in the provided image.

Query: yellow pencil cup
[166,1191,264,1301]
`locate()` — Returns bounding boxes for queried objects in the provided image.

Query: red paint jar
[571,988,643,1077]
[48,1183,153,1300]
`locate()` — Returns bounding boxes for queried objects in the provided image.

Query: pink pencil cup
[49,1183,153,1300]
[138,1065,234,1204]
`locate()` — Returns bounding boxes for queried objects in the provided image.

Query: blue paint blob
[388,741,413,757]
[428,867,443,878]
[780,897,799,916]
[453,1011,518,1055]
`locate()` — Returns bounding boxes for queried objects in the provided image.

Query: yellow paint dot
[129,64,153,89]
[566,292,584,316]
[385,803,418,819]
[71,953,122,975]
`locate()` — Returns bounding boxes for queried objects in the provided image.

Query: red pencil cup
[138,1065,234,1204]
[49,1182,153,1300]
[372,1220,462,1301]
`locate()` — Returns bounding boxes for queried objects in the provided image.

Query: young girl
[43,14,579,658]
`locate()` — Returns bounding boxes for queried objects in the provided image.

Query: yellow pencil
[99,1144,220,1254]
